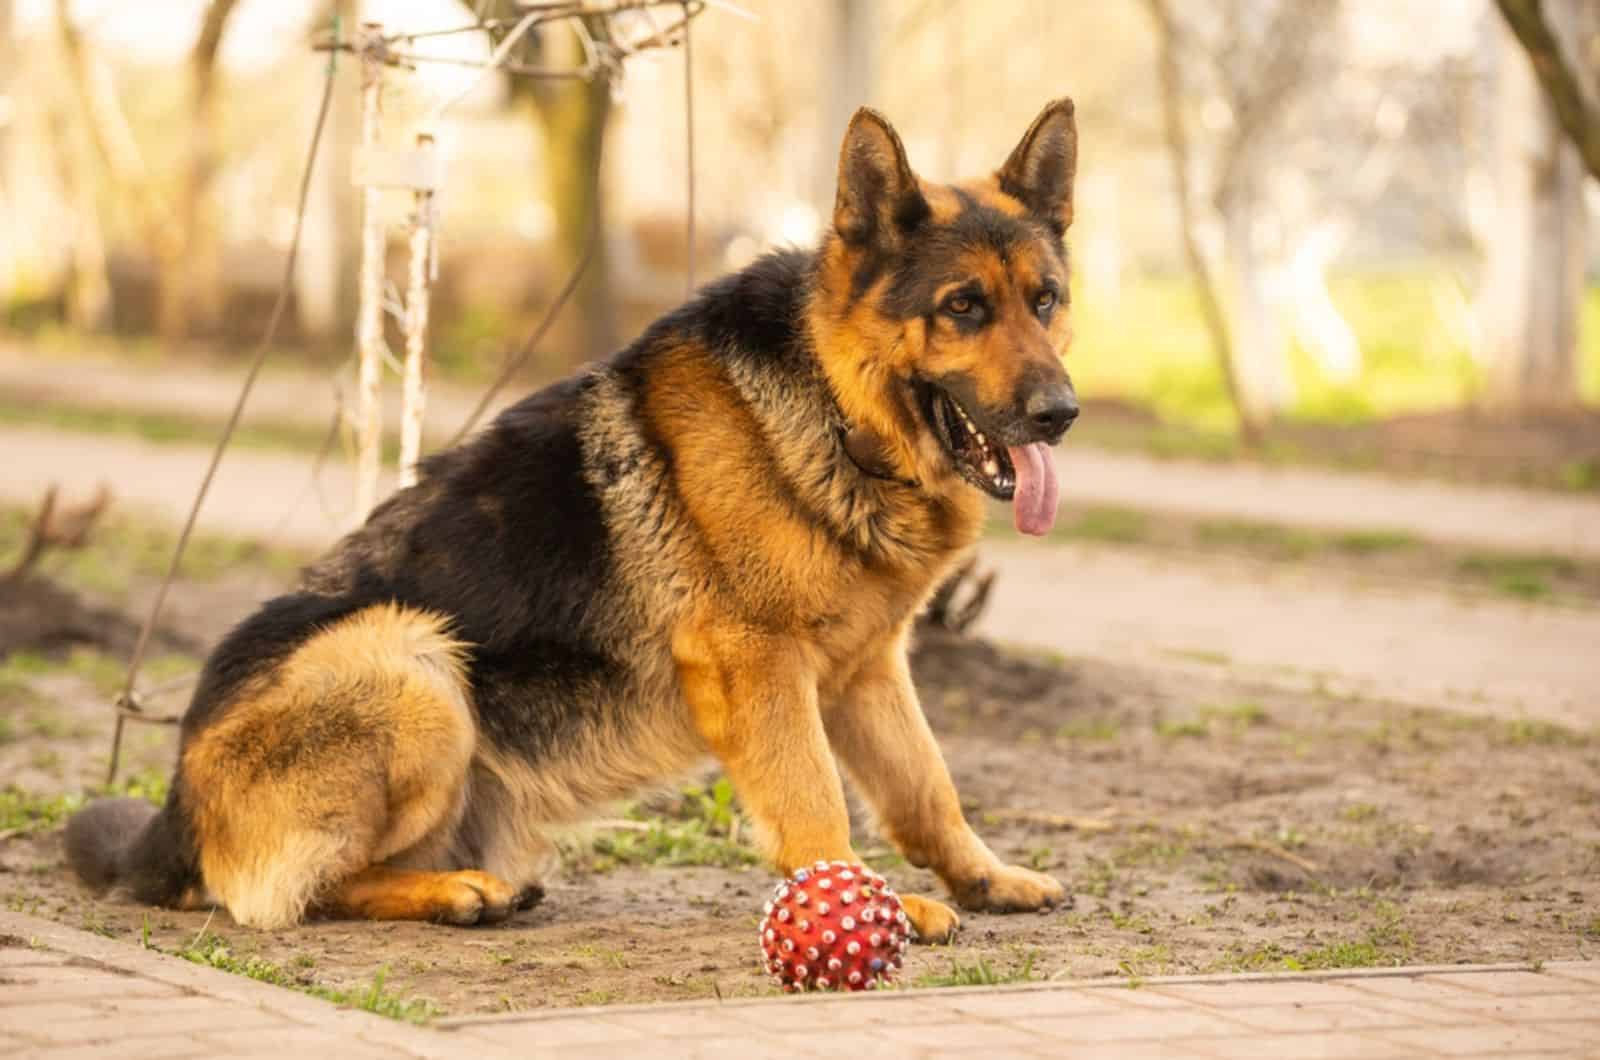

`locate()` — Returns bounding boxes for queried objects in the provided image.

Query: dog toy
[759,861,910,992]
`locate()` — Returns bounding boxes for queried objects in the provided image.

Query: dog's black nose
[1025,385,1079,439]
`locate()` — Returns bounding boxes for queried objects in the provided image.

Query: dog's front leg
[822,637,1066,939]
[674,623,857,873]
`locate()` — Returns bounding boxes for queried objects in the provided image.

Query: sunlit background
[0,0,1597,480]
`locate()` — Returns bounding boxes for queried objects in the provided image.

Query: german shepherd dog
[67,100,1080,943]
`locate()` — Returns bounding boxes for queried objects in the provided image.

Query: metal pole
[353,20,385,522]
[399,131,435,489]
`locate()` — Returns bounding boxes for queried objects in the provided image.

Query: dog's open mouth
[918,381,1061,536]
[923,384,1016,500]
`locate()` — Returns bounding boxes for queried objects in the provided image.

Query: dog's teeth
[983,459,999,478]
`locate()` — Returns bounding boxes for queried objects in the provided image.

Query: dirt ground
[2,560,1596,1018]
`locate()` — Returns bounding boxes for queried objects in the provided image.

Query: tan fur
[319,866,519,925]
[182,604,474,928]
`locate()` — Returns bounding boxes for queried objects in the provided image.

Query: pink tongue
[1008,443,1059,536]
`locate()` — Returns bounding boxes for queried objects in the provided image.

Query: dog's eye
[945,295,974,316]
[1035,290,1058,314]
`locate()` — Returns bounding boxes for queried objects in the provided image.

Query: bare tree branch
[1142,0,1261,443]
[2,484,110,585]
[1213,0,1340,206]
[1495,0,1600,182]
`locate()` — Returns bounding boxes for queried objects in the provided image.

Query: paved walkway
[5,347,1599,558]
[981,539,1600,728]
[4,911,1599,1059]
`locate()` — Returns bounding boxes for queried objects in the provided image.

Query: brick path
[5,911,1599,1059]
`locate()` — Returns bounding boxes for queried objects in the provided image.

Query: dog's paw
[434,870,520,926]
[513,882,546,911]
[952,864,1067,914]
[900,893,961,943]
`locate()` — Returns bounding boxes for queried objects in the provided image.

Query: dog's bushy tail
[65,788,197,906]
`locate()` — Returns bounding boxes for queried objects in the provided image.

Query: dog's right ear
[833,108,930,247]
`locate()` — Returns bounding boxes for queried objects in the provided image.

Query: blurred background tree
[0,0,1594,483]
[1488,0,1598,409]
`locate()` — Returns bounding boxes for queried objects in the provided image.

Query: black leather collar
[837,424,919,488]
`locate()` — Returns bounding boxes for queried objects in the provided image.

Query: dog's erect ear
[833,108,930,247]
[997,98,1077,236]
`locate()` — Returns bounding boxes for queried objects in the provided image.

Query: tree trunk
[1495,0,1600,182]
[1218,192,1294,419]
[46,103,111,332]
[0,0,14,309]
[1143,0,1261,443]
[161,0,241,343]
[296,0,361,343]
[530,19,615,366]
[816,0,879,210]
[1481,0,1588,410]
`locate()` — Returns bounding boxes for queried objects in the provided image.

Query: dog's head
[813,100,1078,536]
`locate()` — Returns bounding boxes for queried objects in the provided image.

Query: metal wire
[105,27,344,780]
[682,0,696,296]
[450,194,603,444]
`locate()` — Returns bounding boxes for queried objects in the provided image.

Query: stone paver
[7,914,1600,1058]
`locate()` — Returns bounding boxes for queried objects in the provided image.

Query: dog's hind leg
[318,866,523,925]
[182,604,495,929]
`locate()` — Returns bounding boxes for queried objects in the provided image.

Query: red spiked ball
[759,861,910,992]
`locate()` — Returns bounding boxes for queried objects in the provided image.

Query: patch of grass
[1154,704,1265,740]
[583,780,757,871]
[1457,553,1578,601]
[1059,506,1152,545]
[572,988,623,1006]
[0,395,344,458]
[588,819,757,871]
[0,773,168,836]
[1117,944,1178,977]
[1329,529,1420,555]
[1216,941,1297,972]
[1559,459,1599,493]
[569,943,629,969]
[334,967,439,1023]
[1056,717,1121,742]
[1154,718,1209,740]
[1201,701,1268,730]
[0,788,83,834]
[913,949,1040,988]
[1074,857,1120,899]
[25,712,68,739]
[1496,719,1589,749]
[0,653,50,710]
[1072,268,1574,433]
[0,715,15,744]
[175,932,438,1022]
[1341,803,1380,823]
[0,503,308,599]
[1194,518,1321,560]
[1225,905,1416,973]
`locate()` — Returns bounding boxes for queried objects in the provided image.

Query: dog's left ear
[997,98,1077,237]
